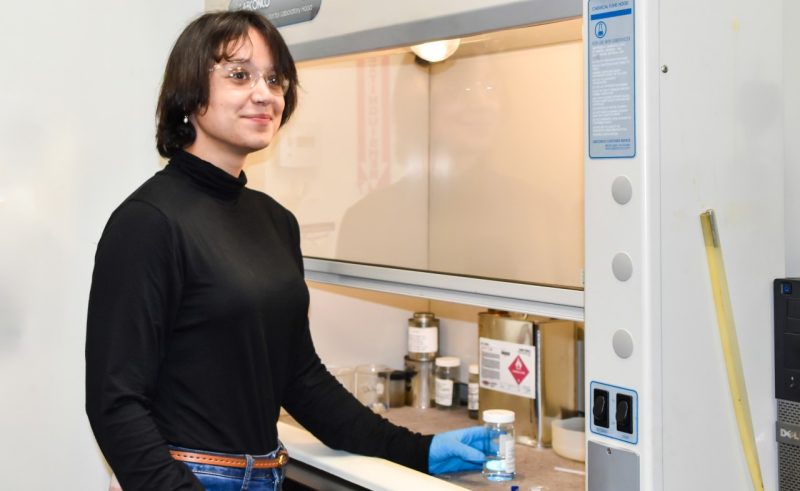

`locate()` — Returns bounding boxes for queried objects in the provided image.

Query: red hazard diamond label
[508,355,529,385]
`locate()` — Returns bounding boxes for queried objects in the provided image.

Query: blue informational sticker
[588,0,636,159]
[230,0,322,28]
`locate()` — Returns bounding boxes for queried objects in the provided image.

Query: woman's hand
[428,426,488,475]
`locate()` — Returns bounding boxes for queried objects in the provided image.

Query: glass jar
[482,409,516,481]
[355,364,390,412]
[434,356,461,409]
[381,370,408,408]
[468,363,479,419]
[407,312,439,361]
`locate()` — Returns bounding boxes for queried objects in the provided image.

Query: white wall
[785,0,800,277]
[659,1,783,489]
[0,2,203,489]
[308,283,427,369]
[308,284,481,385]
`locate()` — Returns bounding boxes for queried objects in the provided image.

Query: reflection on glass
[247,19,584,288]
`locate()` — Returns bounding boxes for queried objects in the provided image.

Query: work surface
[280,406,585,491]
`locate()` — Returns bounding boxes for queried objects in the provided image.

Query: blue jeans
[170,444,285,491]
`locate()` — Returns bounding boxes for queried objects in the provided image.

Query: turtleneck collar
[168,150,247,201]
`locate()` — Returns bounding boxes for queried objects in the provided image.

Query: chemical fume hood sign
[479,337,536,398]
[588,0,636,158]
[229,0,321,27]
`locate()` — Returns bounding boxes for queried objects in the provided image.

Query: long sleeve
[280,213,434,473]
[85,200,202,490]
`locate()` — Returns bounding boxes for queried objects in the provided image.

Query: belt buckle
[277,452,289,467]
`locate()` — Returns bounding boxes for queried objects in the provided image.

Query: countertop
[278,406,585,491]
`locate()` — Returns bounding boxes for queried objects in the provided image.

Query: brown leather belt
[170,449,289,469]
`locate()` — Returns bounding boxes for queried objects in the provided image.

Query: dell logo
[780,428,800,441]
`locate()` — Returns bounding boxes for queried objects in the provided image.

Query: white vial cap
[483,409,515,423]
[435,356,461,368]
[468,363,479,375]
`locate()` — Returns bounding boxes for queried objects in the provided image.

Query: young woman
[85,10,486,491]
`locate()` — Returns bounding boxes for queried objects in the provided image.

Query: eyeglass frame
[209,61,291,96]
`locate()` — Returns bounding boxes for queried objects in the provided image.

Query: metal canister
[407,312,439,361]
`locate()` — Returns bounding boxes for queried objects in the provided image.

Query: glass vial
[468,363,479,419]
[482,409,516,481]
[407,312,439,361]
[434,356,461,409]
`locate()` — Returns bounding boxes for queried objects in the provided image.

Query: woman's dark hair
[156,10,298,158]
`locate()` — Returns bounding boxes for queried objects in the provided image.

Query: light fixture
[410,38,461,63]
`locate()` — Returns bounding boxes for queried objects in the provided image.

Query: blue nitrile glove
[428,426,488,475]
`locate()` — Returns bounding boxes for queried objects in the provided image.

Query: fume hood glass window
[246,19,584,288]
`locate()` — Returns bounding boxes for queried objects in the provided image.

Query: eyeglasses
[210,61,290,96]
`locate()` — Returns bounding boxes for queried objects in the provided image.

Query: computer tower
[774,278,800,490]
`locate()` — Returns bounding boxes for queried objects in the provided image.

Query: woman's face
[188,27,285,171]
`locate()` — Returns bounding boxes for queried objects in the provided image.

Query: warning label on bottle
[479,337,536,399]
[508,355,529,385]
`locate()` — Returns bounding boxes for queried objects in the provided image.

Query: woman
[86,10,486,491]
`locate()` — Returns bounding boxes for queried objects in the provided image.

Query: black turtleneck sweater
[85,151,432,490]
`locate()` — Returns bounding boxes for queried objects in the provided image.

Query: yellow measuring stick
[700,210,763,491]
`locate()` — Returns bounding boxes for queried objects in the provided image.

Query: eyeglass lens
[214,62,289,95]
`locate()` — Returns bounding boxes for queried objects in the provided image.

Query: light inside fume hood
[410,39,461,62]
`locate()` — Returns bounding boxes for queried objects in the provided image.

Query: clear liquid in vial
[482,433,515,481]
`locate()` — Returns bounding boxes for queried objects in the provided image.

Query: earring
[183,115,189,124]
